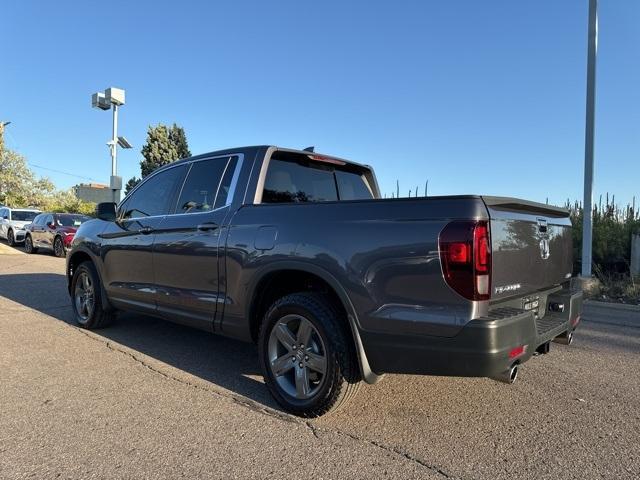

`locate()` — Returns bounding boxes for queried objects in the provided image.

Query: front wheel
[24,235,37,254]
[71,261,114,329]
[7,229,15,246]
[258,293,361,417]
[53,236,66,257]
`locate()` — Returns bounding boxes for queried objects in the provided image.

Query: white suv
[0,207,40,246]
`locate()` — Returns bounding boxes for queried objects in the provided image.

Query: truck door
[100,164,188,311]
[153,155,241,331]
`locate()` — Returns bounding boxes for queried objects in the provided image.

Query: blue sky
[2,1,639,206]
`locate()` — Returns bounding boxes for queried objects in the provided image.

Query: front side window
[120,164,187,219]
[175,156,238,214]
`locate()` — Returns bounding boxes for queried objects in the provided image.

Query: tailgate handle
[537,218,548,233]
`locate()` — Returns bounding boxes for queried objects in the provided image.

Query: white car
[0,207,41,246]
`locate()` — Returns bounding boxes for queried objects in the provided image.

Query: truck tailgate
[483,196,573,301]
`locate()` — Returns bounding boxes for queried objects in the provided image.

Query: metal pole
[111,104,118,202]
[581,0,598,277]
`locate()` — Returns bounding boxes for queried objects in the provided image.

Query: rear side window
[120,165,187,219]
[262,157,373,203]
[175,156,238,214]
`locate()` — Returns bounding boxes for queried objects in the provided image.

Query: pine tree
[140,124,178,178]
[169,123,191,159]
[124,176,141,195]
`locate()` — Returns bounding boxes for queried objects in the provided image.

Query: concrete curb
[584,299,640,313]
[0,243,25,255]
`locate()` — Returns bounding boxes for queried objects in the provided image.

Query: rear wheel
[258,293,361,417]
[71,261,114,329]
[7,229,15,246]
[24,235,38,254]
[53,236,66,257]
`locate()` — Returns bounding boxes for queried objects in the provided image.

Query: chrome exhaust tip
[491,364,518,384]
[553,330,574,345]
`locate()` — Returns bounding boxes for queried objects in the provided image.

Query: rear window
[262,155,373,204]
[12,210,38,221]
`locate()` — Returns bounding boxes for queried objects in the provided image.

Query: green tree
[124,176,140,195]
[43,189,96,216]
[169,123,191,159]
[0,148,55,207]
[139,123,191,178]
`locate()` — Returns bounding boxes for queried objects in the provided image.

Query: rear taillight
[439,220,491,301]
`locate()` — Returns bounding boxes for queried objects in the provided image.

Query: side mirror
[47,222,55,229]
[95,202,117,221]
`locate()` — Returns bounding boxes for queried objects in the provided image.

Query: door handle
[139,226,154,235]
[197,222,218,232]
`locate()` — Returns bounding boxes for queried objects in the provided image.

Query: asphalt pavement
[1,248,638,479]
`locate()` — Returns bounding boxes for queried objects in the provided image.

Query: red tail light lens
[439,220,491,301]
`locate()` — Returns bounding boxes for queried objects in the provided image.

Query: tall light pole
[581,0,598,278]
[91,87,132,203]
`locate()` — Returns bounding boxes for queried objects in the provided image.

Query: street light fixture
[91,87,131,202]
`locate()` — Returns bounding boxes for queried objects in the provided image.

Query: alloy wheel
[54,237,64,257]
[74,272,95,322]
[267,314,328,400]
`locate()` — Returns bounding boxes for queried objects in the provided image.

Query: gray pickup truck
[67,146,582,417]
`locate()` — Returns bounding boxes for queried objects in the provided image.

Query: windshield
[12,211,38,222]
[56,214,91,227]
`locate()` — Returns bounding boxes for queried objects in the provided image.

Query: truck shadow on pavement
[0,272,279,411]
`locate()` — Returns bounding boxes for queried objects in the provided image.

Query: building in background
[73,183,113,204]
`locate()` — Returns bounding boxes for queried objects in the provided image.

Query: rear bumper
[362,289,582,378]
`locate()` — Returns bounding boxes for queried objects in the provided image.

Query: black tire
[70,261,114,329]
[24,235,38,254]
[258,292,361,417]
[7,229,15,246]
[53,236,66,257]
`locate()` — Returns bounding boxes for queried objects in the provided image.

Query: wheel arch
[246,261,381,384]
[67,247,113,311]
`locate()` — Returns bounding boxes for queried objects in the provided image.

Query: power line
[28,163,100,182]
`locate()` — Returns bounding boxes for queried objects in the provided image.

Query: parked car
[0,207,40,246]
[25,212,91,257]
[66,146,582,417]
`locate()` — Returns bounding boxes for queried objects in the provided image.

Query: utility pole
[581,0,598,278]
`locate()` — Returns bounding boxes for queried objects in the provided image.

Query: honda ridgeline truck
[67,146,582,417]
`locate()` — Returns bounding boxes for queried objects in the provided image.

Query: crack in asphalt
[304,421,456,479]
[70,322,455,478]
[71,326,297,425]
